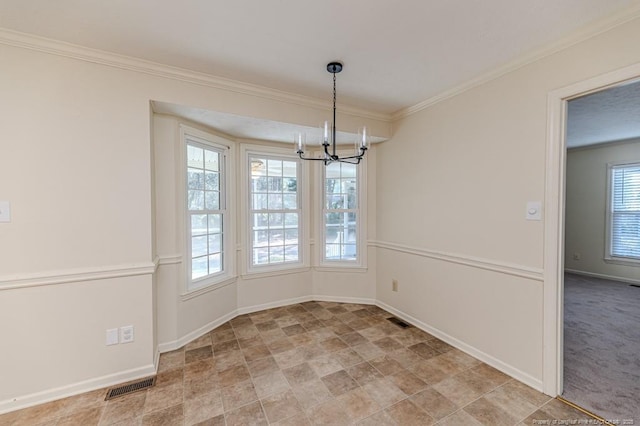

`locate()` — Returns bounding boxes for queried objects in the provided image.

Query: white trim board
[0,262,156,291]
[371,240,543,282]
[564,269,640,286]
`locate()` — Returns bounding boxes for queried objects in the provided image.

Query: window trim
[241,143,310,276]
[605,161,640,266]
[180,124,235,294]
[316,150,368,269]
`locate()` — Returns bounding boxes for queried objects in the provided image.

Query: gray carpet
[563,273,640,423]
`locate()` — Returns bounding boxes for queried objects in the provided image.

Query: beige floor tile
[220,379,258,412]
[242,343,271,362]
[437,410,484,426]
[432,375,484,407]
[12,397,70,425]
[141,403,183,426]
[291,379,333,411]
[252,370,291,399]
[369,355,405,376]
[321,370,360,397]
[338,387,382,422]
[357,409,398,426]
[482,383,540,421]
[225,401,268,426]
[387,369,428,396]
[362,378,407,408]
[347,361,384,385]
[218,364,251,388]
[99,392,147,425]
[183,391,223,425]
[308,353,344,377]
[352,342,386,360]
[247,355,279,378]
[143,384,183,414]
[57,406,104,426]
[261,390,304,423]
[464,397,520,426]
[386,399,434,425]
[307,398,350,426]
[185,334,213,351]
[271,411,312,426]
[282,362,318,386]
[409,387,458,420]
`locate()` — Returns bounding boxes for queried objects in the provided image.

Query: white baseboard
[376,300,544,392]
[312,295,376,305]
[565,268,640,285]
[157,309,237,353]
[0,363,156,415]
[236,295,313,315]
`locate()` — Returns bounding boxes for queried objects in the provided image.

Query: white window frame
[181,125,235,295]
[316,151,367,270]
[241,144,309,277]
[605,161,640,266]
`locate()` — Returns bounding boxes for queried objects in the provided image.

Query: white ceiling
[3,1,640,144]
[2,0,639,116]
[567,80,640,148]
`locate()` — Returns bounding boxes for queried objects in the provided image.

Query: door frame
[543,61,640,396]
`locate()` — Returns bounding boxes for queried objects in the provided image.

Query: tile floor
[2,301,593,425]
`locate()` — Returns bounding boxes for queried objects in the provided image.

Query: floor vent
[630,284,640,288]
[387,317,411,328]
[105,377,155,400]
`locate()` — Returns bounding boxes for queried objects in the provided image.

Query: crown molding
[392,4,640,121]
[0,27,391,123]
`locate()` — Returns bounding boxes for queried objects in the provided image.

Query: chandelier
[296,62,369,165]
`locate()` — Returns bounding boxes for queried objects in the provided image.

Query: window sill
[314,265,368,273]
[181,276,237,301]
[242,266,311,280]
[604,256,640,267]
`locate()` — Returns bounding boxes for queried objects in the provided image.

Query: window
[608,163,640,261]
[185,133,230,290]
[323,162,359,262]
[249,154,301,268]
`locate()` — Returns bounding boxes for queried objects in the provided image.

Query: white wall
[376,16,640,390]
[565,138,640,283]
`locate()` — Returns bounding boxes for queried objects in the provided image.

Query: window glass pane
[208,214,221,233]
[268,193,283,210]
[192,236,207,257]
[285,229,298,245]
[191,215,207,236]
[204,150,219,171]
[208,234,221,253]
[254,213,269,229]
[282,161,297,177]
[284,245,299,262]
[192,257,208,279]
[205,171,219,190]
[327,195,344,209]
[283,194,297,209]
[252,176,267,191]
[188,190,204,210]
[187,145,204,169]
[268,176,281,192]
[343,244,357,259]
[326,178,340,195]
[208,253,222,273]
[253,193,268,210]
[188,168,204,190]
[269,246,285,263]
[283,177,297,192]
[325,244,341,260]
[267,159,283,176]
[253,248,269,265]
[254,230,269,247]
[269,229,284,245]
[205,191,220,210]
[284,213,298,227]
[269,213,283,227]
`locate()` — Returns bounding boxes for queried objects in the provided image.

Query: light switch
[106,328,119,346]
[526,201,542,220]
[0,201,10,223]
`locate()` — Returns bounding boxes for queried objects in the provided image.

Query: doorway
[544,63,640,421]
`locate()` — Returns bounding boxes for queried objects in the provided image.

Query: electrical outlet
[573,252,581,261]
[120,325,134,344]
[106,328,119,346]
[392,279,398,292]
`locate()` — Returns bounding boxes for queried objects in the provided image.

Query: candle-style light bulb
[295,132,304,153]
[323,121,329,144]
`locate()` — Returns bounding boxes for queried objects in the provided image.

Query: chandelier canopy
[296,62,369,165]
